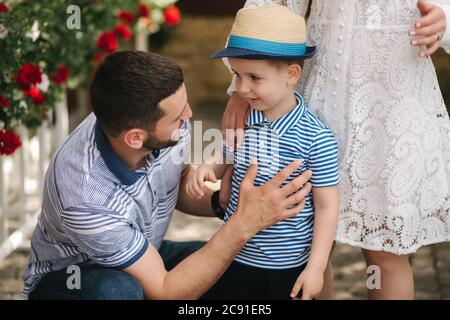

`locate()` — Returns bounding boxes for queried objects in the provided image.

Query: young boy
[186,4,339,300]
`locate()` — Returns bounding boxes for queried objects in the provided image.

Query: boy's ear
[286,63,302,85]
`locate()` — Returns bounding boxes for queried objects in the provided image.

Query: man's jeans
[28,240,205,300]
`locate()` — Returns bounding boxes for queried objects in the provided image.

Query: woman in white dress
[222,0,450,299]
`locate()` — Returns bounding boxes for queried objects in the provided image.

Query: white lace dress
[236,0,450,254]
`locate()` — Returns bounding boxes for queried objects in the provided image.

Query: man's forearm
[176,183,216,217]
[161,214,249,299]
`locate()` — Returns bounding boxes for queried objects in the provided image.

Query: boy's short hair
[90,50,184,137]
[266,59,305,70]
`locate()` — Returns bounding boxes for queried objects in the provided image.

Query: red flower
[15,64,43,91]
[96,31,118,53]
[24,87,46,106]
[0,4,8,13]
[114,23,132,41]
[118,10,135,25]
[137,4,150,17]
[50,65,69,84]
[164,6,181,26]
[0,128,22,156]
[0,95,11,108]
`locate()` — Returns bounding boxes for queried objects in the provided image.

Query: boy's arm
[291,185,338,299]
[176,161,230,217]
[307,186,339,273]
[176,165,216,217]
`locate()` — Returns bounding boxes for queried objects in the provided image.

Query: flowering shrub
[0,0,180,156]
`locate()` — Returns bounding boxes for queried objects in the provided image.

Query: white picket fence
[0,98,69,262]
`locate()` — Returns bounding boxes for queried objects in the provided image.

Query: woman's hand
[411,0,447,57]
[222,92,250,149]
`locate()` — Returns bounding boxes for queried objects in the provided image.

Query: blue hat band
[228,35,306,56]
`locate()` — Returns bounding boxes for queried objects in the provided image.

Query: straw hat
[211,4,316,60]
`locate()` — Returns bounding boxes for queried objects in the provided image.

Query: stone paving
[2,211,448,300]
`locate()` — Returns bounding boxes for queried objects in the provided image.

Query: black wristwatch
[211,190,226,220]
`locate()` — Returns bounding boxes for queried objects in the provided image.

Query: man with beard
[23,51,312,300]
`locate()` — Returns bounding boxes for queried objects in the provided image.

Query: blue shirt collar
[246,92,306,137]
[94,122,159,186]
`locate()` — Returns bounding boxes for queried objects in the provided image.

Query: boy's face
[229,58,297,112]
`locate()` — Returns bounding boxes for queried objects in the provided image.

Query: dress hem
[335,235,450,255]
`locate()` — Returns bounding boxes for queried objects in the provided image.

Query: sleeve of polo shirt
[59,205,148,269]
[308,129,340,187]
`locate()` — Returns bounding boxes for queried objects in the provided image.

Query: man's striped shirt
[23,113,190,295]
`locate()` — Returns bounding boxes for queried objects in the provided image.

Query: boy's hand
[186,166,218,199]
[290,266,324,300]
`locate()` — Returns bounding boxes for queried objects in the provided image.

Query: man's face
[145,83,192,150]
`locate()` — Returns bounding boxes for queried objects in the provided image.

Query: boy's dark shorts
[202,260,306,300]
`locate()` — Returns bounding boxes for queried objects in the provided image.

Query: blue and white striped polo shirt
[23,113,190,295]
[224,92,339,269]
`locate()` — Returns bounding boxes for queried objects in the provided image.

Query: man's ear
[287,63,301,85]
[122,128,146,149]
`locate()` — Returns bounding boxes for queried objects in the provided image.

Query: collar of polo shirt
[245,92,306,137]
[94,122,159,186]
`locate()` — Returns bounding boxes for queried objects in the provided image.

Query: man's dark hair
[90,50,184,136]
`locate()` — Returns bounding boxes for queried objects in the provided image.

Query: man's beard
[142,131,179,151]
